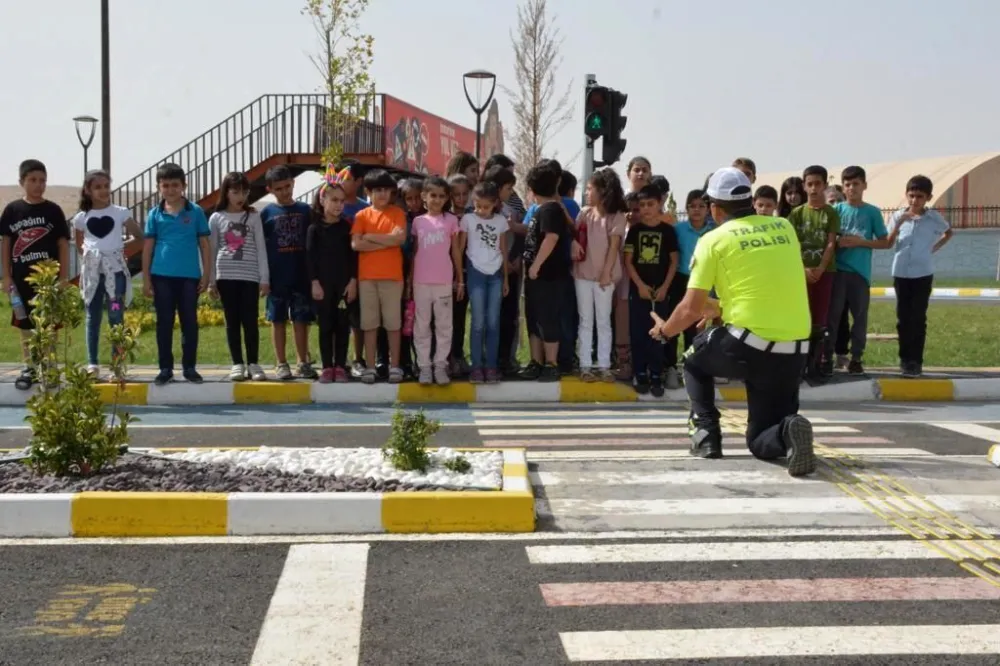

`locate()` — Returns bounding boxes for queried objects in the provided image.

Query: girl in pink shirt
[409,176,462,385]
[573,169,628,381]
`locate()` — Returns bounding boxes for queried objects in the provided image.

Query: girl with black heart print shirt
[71,169,143,376]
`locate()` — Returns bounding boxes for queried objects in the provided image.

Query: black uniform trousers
[683,325,807,459]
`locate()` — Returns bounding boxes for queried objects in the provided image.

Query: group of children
[741,161,952,379]
[0,152,954,390]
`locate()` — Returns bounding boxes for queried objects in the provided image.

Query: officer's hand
[649,311,666,341]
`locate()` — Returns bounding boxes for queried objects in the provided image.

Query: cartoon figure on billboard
[387,115,430,174]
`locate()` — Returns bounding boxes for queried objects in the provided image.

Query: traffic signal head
[602,89,628,166]
[584,85,609,140]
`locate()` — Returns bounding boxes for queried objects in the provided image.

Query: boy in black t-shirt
[624,184,679,397]
[0,159,71,390]
[520,160,572,382]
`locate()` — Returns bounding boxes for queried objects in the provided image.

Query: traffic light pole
[581,73,597,194]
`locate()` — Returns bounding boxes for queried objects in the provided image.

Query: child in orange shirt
[350,169,407,384]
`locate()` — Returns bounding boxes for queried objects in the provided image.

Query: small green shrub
[443,456,471,474]
[23,261,138,476]
[382,404,440,472]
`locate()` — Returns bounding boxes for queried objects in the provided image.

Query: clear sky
[2,0,999,198]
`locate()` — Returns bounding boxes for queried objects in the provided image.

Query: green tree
[303,0,376,167]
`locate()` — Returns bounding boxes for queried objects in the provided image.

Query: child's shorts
[359,280,403,331]
[266,286,315,324]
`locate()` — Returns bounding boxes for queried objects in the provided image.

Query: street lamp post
[74,115,99,174]
[462,70,497,162]
[101,0,111,171]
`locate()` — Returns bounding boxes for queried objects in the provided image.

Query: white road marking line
[474,418,689,426]
[540,495,999,516]
[525,539,951,564]
[524,447,935,460]
[3,526,979,546]
[250,543,368,666]
[532,470,823,486]
[559,625,1000,661]
[478,426,859,436]
[930,422,1000,442]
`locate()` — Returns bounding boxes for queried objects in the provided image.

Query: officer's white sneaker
[783,415,816,477]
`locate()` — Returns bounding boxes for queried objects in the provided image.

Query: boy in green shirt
[787,165,840,380]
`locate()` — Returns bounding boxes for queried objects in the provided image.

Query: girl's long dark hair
[778,177,805,218]
[78,169,111,212]
[312,182,345,222]
[589,168,627,215]
[445,151,478,179]
[215,171,252,213]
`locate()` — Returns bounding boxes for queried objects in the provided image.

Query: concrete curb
[870,287,1000,299]
[2,377,999,405]
[0,449,535,537]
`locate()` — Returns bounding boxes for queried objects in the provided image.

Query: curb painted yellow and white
[0,449,534,537]
[2,376,999,405]
[870,287,1000,299]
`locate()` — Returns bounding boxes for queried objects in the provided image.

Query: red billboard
[383,95,480,176]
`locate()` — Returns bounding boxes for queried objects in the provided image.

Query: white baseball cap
[706,167,753,201]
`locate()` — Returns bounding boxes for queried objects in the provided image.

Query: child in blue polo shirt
[142,163,212,386]
[886,174,953,378]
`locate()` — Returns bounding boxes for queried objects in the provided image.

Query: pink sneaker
[469,368,485,384]
[319,368,335,384]
[333,366,349,383]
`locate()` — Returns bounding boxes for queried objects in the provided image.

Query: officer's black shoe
[649,375,664,398]
[783,415,816,477]
[632,373,650,395]
[689,427,723,459]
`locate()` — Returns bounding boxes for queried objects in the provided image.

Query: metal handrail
[111,93,383,224]
[66,93,385,280]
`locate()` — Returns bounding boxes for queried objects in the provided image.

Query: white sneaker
[665,367,681,390]
[248,363,267,381]
[229,364,247,381]
[276,363,293,380]
[87,364,100,377]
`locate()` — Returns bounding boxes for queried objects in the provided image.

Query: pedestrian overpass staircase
[105,93,386,277]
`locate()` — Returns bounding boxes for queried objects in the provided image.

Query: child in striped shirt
[208,171,270,381]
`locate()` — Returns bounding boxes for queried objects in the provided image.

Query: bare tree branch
[302,0,375,166]
[501,0,574,189]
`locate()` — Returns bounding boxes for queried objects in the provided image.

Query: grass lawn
[0,298,997,369]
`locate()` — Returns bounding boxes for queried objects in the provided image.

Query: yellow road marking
[18,583,155,638]
[720,408,1000,587]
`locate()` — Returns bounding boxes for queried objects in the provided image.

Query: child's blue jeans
[467,265,503,370]
[151,275,199,372]
[86,272,127,366]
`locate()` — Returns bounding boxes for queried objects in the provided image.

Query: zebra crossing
[526,533,1000,661]
[498,405,1000,661]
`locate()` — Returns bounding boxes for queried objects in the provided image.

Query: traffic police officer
[650,167,816,477]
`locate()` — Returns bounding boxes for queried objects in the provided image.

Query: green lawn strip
[0,301,996,368]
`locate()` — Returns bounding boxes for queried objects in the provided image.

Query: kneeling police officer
[650,167,816,476]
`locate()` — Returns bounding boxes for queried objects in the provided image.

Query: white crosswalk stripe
[528,530,1000,661]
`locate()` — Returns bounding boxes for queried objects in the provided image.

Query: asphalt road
[1,403,999,664]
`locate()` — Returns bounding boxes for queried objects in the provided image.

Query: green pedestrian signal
[584,85,609,140]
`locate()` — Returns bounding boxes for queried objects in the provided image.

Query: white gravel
[157,446,504,490]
